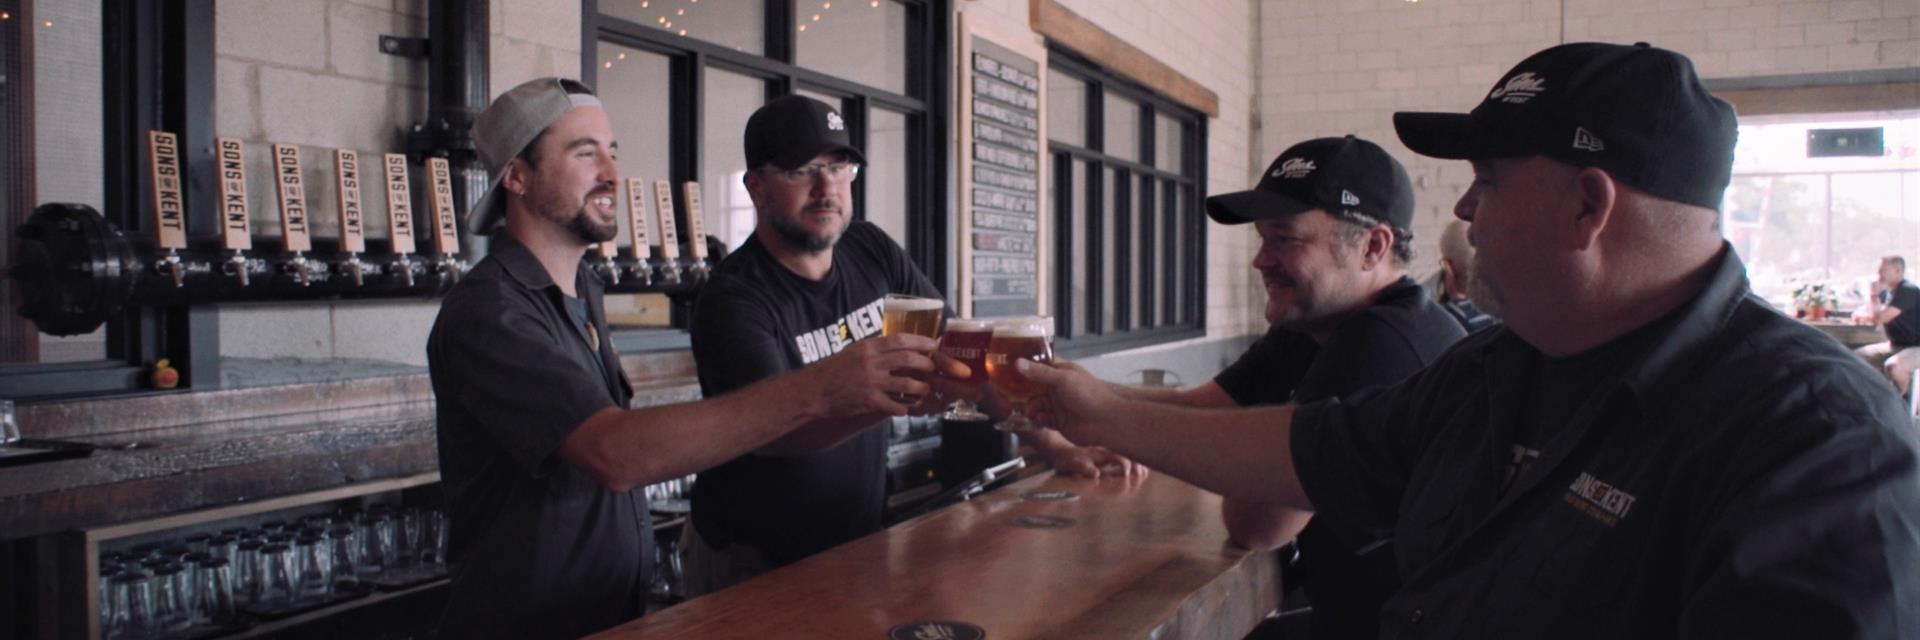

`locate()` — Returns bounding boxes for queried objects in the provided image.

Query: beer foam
[884,297,945,312]
[946,318,992,333]
[992,324,1048,338]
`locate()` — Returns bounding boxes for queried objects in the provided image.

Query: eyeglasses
[763,161,861,185]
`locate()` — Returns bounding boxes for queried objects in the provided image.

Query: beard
[1468,261,1506,319]
[567,206,618,244]
[770,202,845,252]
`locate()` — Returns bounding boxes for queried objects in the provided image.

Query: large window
[1725,112,1920,311]
[1046,50,1204,355]
[585,0,947,289]
[0,1,216,398]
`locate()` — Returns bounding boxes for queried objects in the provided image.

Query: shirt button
[1410,608,1425,624]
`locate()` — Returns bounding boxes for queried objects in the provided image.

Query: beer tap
[592,241,622,286]
[651,180,684,285]
[215,137,256,288]
[680,182,712,283]
[382,153,421,288]
[622,178,655,287]
[333,149,370,287]
[425,158,467,286]
[147,132,191,288]
[271,144,319,287]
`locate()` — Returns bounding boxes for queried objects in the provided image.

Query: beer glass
[984,316,1054,432]
[880,294,946,402]
[937,318,993,421]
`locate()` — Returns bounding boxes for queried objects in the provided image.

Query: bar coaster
[889,620,986,640]
[1018,490,1078,502]
[1009,515,1076,529]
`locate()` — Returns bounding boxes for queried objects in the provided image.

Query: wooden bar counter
[592,472,1281,640]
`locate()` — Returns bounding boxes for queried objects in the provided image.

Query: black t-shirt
[1290,245,1920,637]
[689,221,942,566]
[1212,277,1466,640]
[1882,280,1920,348]
[427,233,648,640]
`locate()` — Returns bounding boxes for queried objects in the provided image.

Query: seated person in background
[1435,219,1498,333]
[1852,255,1920,396]
[1065,135,1466,640]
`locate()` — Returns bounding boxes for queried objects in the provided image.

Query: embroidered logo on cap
[1488,72,1546,104]
[1273,158,1316,179]
[1572,127,1606,152]
[1340,190,1361,206]
[826,112,846,131]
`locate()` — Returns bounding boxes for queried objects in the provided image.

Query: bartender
[426,77,941,639]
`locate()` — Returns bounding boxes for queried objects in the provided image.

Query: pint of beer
[984,316,1054,432]
[881,294,945,340]
[937,319,992,386]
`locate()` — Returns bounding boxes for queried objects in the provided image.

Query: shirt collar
[487,231,603,294]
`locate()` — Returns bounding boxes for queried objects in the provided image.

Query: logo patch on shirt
[794,297,885,364]
[1561,471,1637,527]
[1488,72,1546,104]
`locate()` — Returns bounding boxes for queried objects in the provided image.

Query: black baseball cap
[744,95,866,170]
[1206,135,1414,229]
[1393,42,1737,210]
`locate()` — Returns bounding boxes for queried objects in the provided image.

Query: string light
[663,20,672,28]
[657,16,667,24]
[871,0,880,6]
[823,1,832,7]
[676,8,684,15]
[797,24,807,31]
[0,11,11,20]
[640,0,648,6]
[604,61,614,69]
[811,13,821,21]
[617,52,627,60]
[678,29,688,36]
[43,19,55,27]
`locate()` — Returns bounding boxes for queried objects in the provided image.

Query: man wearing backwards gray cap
[427,78,941,639]
[1023,43,1920,636]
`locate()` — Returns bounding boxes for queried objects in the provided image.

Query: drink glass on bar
[984,316,1054,432]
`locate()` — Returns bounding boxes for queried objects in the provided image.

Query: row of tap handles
[141,132,709,293]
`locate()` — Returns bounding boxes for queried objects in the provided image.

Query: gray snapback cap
[466,77,602,232]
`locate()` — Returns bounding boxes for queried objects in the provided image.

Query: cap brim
[1393,112,1531,160]
[1204,188,1316,225]
[769,141,867,170]
[466,177,507,233]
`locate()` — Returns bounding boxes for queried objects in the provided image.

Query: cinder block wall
[1259,0,1920,280]
[213,0,579,366]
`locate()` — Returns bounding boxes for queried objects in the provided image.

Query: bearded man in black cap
[1023,43,1920,637]
[427,79,941,639]
[684,95,1138,596]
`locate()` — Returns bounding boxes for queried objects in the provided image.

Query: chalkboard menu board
[965,38,1043,318]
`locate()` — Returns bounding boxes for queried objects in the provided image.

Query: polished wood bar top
[592,472,1281,640]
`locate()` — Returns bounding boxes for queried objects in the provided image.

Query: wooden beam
[1029,0,1220,118]
[1716,81,1920,117]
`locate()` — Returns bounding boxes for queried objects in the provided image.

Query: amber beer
[986,331,1052,403]
[882,295,945,340]
[937,319,993,386]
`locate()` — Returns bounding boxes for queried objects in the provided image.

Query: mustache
[1260,270,1295,287]
[588,183,618,199]
[802,200,842,213]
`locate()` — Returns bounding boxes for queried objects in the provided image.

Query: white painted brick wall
[1260,0,1920,289]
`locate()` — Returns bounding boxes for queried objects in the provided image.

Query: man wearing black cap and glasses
[1024,43,1920,637]
[1082,135,1464,640]
[427,79,941,639]
[685,95,1139,595]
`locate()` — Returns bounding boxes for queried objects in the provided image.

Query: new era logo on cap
[1274,158,1317,179]
[1572,127,1605,152]
[1341,190,1361,206]
[1488,72,1547,104]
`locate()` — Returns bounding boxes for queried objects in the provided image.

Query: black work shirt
[1212,277,1466,640]
[1881,280,1920,348]
[1441,297,1499,334]
[1292,244,1920,638]
[690,222,942,566]
[427,232,649,640]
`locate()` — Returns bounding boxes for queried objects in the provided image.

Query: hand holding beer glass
[881,294,946,403]
[984,316,1054,432]
[936,319,993,421]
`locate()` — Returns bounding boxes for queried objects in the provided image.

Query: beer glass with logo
[881,294,946,402]
[984,316,1054,432]
[937,318,993,421]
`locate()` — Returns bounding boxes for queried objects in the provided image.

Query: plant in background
[1792,282,1839,319]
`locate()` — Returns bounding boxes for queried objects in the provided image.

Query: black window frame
[1047,48,1206,358]
[582,0,950,293]
[0,0,218,400]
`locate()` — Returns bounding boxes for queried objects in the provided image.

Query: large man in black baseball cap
[1022,42,1920,637]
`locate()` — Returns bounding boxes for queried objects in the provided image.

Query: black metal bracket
[379,35,429,59]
